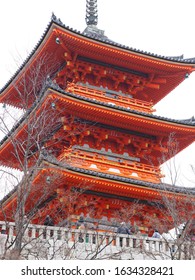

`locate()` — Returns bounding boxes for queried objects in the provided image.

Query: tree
[0,54,93,259]
[140,133,195,260]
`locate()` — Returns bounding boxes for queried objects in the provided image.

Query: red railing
[59,149,162,183]
[66,83,155,114]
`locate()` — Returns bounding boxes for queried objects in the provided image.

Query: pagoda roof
[2,82,195,132]
[1,14,195,106]
[56,84,195,126]
[1,158,195,214]
[67,165,195,196]
[0,83,194,169]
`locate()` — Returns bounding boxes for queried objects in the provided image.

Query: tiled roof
[68,165,195,195]
[1,157,194,205]
[0,81,194,147]
[59,85,195,126]
[53,13,195,63]
[1,13,195,95]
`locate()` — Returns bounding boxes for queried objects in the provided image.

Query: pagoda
[0,0,195,234]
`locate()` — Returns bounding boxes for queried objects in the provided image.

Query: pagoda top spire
[85,0,98,26]
[83,0,110,41]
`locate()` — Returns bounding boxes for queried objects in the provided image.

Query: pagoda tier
[0,85,194,172]
[1,16,195,108]
[1,159,195,233]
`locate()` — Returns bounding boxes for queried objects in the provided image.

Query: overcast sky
[0,0,195,187]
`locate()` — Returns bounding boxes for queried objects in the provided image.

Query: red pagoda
[0,0,195,234]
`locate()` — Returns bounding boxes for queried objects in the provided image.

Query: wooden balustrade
[59,149,161,183]
[66,83,155,114]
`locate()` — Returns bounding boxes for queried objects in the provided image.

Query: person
[78,215,84,223]
[117,222,131,235]
[44,215,54,226]
[43,215,54,239]
[76,215,85,228]
[117,222,131,247]
[152,229,161,238]
[1,224,6,234]
[78,222,86,243]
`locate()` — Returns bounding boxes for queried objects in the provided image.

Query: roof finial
[86,0,98,26]
[83,0,110,41]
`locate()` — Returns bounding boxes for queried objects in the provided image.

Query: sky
[0,0,195,187]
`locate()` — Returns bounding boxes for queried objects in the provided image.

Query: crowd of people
[42,215,163,240]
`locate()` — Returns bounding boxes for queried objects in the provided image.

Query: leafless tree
[0,53,95,259]
[139,133,195,260]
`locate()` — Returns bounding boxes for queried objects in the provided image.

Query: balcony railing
[59,149,162,183]
[66,83,155,114]
[1,221,193,260]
